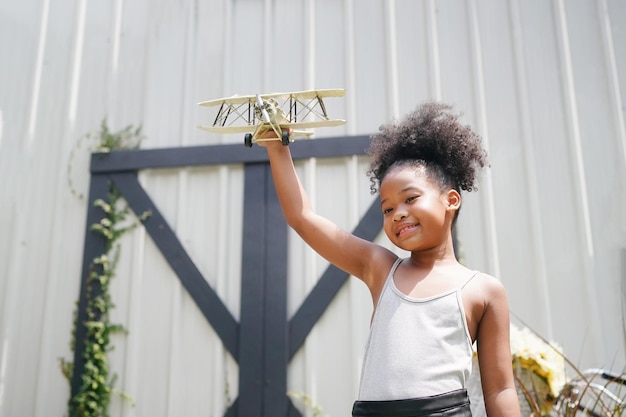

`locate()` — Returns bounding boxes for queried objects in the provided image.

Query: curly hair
[366,102,488,194]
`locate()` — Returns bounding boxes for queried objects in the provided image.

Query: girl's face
[379,165,459,253]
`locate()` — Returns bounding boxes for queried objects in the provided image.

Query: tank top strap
[460,271,480,289]
[376,257,404,308]
[389,257,403,277]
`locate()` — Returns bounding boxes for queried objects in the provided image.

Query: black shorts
[352,389,472,417]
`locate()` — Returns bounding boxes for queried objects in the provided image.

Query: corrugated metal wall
[1,0,625,416]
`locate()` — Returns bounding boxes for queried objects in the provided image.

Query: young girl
[259,102,521,416]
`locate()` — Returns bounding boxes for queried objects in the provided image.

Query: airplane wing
[258,88,345,101]
[197,125,255,134]
[197,119,346,134]
[285,119,346,128]
[198,89,345,107]
[198,94,256,107]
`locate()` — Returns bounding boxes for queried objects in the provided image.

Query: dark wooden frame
[70,135,384,416]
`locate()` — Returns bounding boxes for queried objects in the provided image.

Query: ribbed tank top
[358,257,477,401]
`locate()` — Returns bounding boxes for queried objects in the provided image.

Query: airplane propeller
[255,94,271,123]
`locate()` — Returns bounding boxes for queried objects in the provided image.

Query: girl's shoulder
[366,248,403,304]
[473,271,507,292]
[461,271,510,342]
[370,247,402,278]
[463,271,509,306]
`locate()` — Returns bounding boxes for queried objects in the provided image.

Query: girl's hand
[254,128,293,148]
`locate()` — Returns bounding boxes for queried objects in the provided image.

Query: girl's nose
[393,210,407,222]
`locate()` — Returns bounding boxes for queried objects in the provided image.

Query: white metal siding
[1,0,625,416]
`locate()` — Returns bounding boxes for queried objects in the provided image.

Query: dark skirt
[352,389,472,417]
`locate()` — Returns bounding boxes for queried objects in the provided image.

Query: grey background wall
[1,0,625,416]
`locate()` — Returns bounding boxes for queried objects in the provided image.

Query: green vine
[288,391,330,417]
[67,120,143,200]
[61,120,147,417]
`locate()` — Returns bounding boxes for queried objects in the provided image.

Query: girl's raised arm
[261,140,394,292]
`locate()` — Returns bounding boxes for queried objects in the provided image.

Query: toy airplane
[197,88,346,147]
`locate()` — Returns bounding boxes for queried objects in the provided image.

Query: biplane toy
[197,88,346,147]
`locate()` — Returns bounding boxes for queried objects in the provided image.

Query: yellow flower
[510,325,567,398]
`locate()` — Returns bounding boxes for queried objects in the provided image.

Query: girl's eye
[383,207,393,215]
[406,196,417,203]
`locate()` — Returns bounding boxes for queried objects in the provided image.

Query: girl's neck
[408,240,458,269]
[408,253,459,269]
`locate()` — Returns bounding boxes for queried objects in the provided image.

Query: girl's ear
[446,189,461,212]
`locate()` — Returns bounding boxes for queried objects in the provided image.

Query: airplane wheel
[281,130,290,146]
[244,133,253,148]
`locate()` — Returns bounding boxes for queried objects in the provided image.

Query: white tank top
[358,257,477,401]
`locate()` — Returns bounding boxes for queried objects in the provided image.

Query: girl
[260,102,520,416]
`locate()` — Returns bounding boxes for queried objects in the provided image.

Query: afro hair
[366,102,488,194]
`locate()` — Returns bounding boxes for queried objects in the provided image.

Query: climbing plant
[60,120,147,417]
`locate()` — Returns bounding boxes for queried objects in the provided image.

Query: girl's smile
[395,222,419,238]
